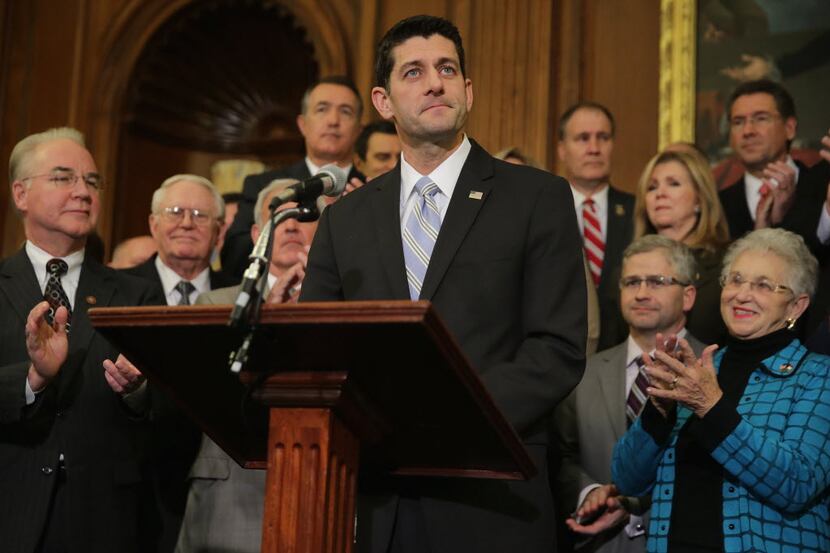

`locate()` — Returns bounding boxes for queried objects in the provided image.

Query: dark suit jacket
[221,160,365,279]
[123,254,236,553]
[718,160,817,242]
[0,249,164,553]
[595,187,635,351]
[301,140,587,553]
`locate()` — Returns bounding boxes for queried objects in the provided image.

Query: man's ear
[297,113,307,137]
[11,180,27,212]
[251,223,261,244]
[371,87,394,121]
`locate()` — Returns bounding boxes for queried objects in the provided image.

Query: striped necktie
[625,355,650,425]
[582,198,604,286]
[402,176,442,300]
[175,280,196,305]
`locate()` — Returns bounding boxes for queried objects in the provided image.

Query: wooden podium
[90,300,534,553]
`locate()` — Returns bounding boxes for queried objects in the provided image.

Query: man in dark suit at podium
[221,75,365,278]
[301,15,587,553]
[0,127,163,552]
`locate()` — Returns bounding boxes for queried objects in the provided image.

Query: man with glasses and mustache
[554,235,704,553]
[124,174,236,553]
[718,79,822,242]
[0,127,164,552]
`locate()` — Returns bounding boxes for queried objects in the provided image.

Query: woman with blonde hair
[633,149,730,344]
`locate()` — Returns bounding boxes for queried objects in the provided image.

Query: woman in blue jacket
[610,228,830,552]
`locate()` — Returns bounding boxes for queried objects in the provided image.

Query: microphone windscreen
[317,164,348,196]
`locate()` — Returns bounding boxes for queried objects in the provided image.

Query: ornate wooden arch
[88,0,351,248]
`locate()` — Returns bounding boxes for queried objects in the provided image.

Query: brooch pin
[777,362,794,375]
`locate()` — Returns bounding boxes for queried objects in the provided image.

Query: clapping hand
[647,338,722,418]
[25,301,68,392]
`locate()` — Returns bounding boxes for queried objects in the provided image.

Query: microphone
[228,216,274,328]
[269,164,348,208]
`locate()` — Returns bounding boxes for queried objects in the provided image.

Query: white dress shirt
[154,256,210,306]
[399,135,471,230]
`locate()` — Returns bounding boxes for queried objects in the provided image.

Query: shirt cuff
[687,396,742,453]
[817,205,830,244]
[25,377,39,405]
[576,483,602,511]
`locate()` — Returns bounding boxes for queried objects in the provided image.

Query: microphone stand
[228,201,319,373]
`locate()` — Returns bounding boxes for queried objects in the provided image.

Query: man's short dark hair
[300,75,363,118]
[222,192,244,205]
[726,79,796,121]
[355,121,397,161]
[557,101,616,140]
[374,15,466,91]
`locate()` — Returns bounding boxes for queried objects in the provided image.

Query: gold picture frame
[658,0,696,150]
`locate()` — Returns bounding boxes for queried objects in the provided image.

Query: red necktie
[582,198,604,286]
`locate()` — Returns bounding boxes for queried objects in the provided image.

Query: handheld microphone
[268,164,348,209]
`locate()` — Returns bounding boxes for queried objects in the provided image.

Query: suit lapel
[420,142,492,300]
[596,344,628,439]
[0,249,43,326]
[370,167,410,299]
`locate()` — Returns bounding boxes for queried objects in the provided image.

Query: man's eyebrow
[51,166,73,172]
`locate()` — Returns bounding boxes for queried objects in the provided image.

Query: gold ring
[671,375,679,389]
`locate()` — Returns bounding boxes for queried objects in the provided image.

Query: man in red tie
[558,102,635,349]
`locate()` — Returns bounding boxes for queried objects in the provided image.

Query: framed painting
[660,0,830,175]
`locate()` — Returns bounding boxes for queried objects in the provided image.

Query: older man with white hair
[176,178,316,553]
[125,174,237,553]
[0,127,164,552]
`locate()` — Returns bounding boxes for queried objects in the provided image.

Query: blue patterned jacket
[612,339,830,552]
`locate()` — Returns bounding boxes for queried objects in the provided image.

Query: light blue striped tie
[402,176,442,300]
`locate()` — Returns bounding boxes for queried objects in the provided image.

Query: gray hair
[9,127,86,185]
[150,174,224,220]
[622,234,697,284]
[254,179,300,227]
[721,228,818,298]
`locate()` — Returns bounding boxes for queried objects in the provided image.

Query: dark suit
[0,249,164,553]
[553,334,704,553]
[221,160,365,278]
[718,160,817,242]
[123,254,236,553]
[301,140,587,552]
[595,187,635,351]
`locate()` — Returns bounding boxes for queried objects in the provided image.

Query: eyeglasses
[619,275,691,290]
[730,112,780,129]
[719,272,792,295]
[22,169,103,191]
[158,206,216,227]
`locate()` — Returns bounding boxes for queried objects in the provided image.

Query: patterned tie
[402,176,442,300]
[582,198,604,287]
[44,258,72,332]
[625,355,650,426]
[175,280,196,306]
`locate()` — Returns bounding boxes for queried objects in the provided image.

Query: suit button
[41,466,53,475]
[728,486,735,493]
[728,524,735,530]
[56,411,63,418]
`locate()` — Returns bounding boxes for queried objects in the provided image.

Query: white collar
[400,135,471,210]
[305,157,353,178]
[25,241,84,308]
[154,256,211,301]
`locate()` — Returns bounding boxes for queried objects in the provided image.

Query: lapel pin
[777,362,794,375]
[615,204,625,216]
[468,191,483,200]
[85,295,97,305]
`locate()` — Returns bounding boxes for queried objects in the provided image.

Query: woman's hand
[641,333,680,418]
[647,339,723,418]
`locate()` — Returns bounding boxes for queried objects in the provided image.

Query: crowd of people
[2,12,830,553]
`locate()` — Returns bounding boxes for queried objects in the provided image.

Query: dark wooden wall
[0,0,660,258]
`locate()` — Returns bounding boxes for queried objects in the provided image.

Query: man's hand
[26,301,69,392]
[266,251,308,304]
[103,354,145,395]
[764,161,797,225]
[342,176,365,197]
[566,484,629,536]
